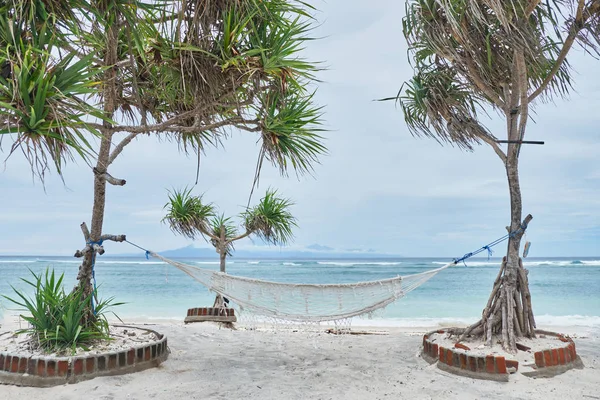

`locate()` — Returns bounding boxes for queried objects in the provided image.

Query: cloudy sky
[0,1,598,257]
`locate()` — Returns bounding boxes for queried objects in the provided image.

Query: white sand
[0,318,599,399]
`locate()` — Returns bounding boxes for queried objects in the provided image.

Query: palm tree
[0,1,104,179]
[0,1,326,324]
[391,1,600,352]
[163,188,296,306]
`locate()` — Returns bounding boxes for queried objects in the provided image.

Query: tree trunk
[75,133,113,303]
[73,20,119,325]
[213,250,227,307]
[459,161,536,352]
[219,251,226,273]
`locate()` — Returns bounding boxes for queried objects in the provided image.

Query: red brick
[459,353,467,369]
[432,344,438,358]
[11,356,19,373]
[37,359,46,376]
[477,357,486,371]
[454,342,471,351]
[439,347,446,363]
[128,349,135,365]
[18,357,28,373]
[558,348,566,365]
[569,344,577,361]
[72,359,83,375]
[506,359,519,372]
[86,357,95,373]
[46,360,56,377]
[468,356,477,372]
[27,358,36,374]
[437,330,445,334]
[485,355,495,374]
[558,335,569,343]
[423,335,428,347]
[496,357,507,374]
[551,349,559,366]
[534,352,544,367]
[544,350,552,366]
[145,346,151,361]
[0,354,4,371]
[57,360,69,377]
[119,352,127,367]
[97,356,106,371]
[565,347,572,363]
[446,349,453,366]
[452,352,460,367]
[424,341,429,355]
[108,354,117,369]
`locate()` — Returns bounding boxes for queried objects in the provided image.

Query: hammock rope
[120,225,526,323]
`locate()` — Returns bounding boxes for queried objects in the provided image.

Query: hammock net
[150,252,453,324]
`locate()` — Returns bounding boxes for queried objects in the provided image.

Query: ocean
[1,256,599,329]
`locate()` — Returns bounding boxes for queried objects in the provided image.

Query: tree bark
[73,20,119,325]
[219,225,226,273]
[219,251,226,273]
[213,226,227,307]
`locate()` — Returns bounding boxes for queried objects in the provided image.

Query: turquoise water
[1,256,599,327]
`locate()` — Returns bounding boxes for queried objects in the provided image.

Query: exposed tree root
[459,257,536,353]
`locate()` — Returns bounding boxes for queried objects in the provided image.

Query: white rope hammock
[150,252,454,323]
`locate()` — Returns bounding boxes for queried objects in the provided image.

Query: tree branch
[525,0,542,17]
[108,132,139,165]
[463,55,505,108]
[474,131,507,164]
[528,0,587,102]
[100,234,126,242]
[226,230,252,245]
[515,51,529,157]
[93,167,126,186]
[197,225,219,242]
[109,114,252,135]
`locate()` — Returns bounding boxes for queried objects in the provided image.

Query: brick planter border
[184,307,236,323]
[421,328,581,382]
[0,325,168,387]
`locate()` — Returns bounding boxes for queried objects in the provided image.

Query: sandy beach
[1,317,599,400]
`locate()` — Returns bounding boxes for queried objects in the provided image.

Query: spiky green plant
[386,0,600,353]
[2,268,122,354]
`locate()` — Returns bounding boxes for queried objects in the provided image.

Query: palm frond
[162,187,215,239]
[242,189,296,245]
[258,90,326,176]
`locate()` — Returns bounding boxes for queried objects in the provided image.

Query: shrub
[2,268,122,354]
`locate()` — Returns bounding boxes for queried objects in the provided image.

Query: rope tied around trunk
[453,222,529,266]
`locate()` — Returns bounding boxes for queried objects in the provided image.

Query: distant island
[119,243,401,260]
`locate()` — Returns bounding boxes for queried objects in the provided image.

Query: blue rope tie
[453,223,528,266]
[123,240,151,259]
